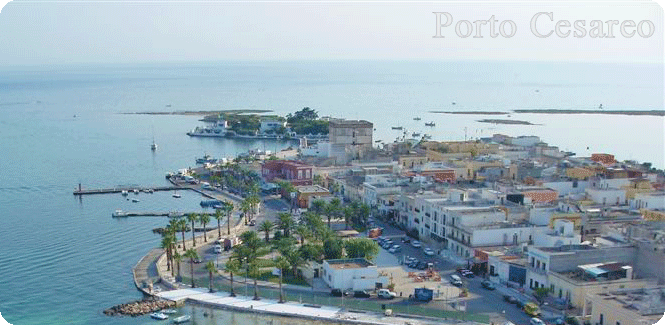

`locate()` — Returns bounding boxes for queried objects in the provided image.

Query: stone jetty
[103,298,176,317]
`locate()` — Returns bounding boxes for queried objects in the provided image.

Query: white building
[585,187,627,206]
[259,119,286,134]
[321,258,388,291]
[533,219,581,247]
[630,192,665,210]
[510,136,541,147]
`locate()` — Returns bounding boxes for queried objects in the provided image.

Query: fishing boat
[172,192,181,198]
[413,117,421,121]
[121,190,128,196]
[195,153,217,164]
[172,315,191,323]
[391,126,403,130]
[161,309,177,314]
[425,122,435,127]
[132,198,140,203]
[151,126,158,151]
[134,189,139,194]
[150,312,169,320]
[112,209,127,217]
[412,133,421,137]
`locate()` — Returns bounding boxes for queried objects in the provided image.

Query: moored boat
[425,122,435,127]
[172,192,181,198]
[150,312,169,320]
[161,309,177,314]
[172,315,191,323]
[121,190,128,196]
[391,126,403,130]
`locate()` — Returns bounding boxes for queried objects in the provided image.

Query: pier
[112,211,214,218]
[73,185,187,195]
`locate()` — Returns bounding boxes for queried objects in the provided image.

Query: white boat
[121,190,128,196]
[112,209,127,217]
[133,189,139,194]
[172,315,191,323]
[151,142,158,151]
[132,198,140,203]
[150,312,169,320]
[161,309,177,314]
[172,192,181,198]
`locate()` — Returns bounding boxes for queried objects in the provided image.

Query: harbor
[73,185,187,195]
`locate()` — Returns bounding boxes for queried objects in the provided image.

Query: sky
[0,0,663,65]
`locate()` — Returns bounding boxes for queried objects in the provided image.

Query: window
[536,260,540,269]
[543,262,546,270]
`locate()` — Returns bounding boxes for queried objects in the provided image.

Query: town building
[321,258,388,291]
[585,287,665,325]
[261,160,313,186]
[294,185,332,208]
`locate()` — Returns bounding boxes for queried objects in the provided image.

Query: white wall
[585,188,626,205]
[630,192,665,210]
[542,181,589,197]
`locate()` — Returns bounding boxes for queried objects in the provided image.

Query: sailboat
[150,127,158,151]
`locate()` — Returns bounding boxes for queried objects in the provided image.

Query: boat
[150,312,169,320]
[112,209,127,217]
[195,153,217,164]
[151,126,158,151]
[161,309,177,314]
[413,117,421,121]
[172,192,181,198]
[121,190,128,196]
[172,315,191,323]
[412,133,421,137]
[133,189,139,194]
[131,198,140,203]
[391,126,403,130]
[425,122,435,127]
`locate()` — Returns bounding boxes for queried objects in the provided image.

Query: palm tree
[240,199,251,225]
[200,213,211,242]
[177,218,187,250]
[205,261,217,293]
[284,248,304,280]
[311,199,326,215]
[326,198,341,229]
[173,250,182,282]
[161,232,176,274]
[274,256,290,303]
[294,224,310,245]
[225,203,234,235]
[183,248,199,288]
[258,220,274,242]
[186,213,198,247]
[277,213,294,237]
[343,206,353,230]
[224,259,241,297]
[248,261,261,300]
[214,208,223,238]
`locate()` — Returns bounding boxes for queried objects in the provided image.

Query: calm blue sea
[0,61,662,325]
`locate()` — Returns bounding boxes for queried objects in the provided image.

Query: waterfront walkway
[157,288,471,325]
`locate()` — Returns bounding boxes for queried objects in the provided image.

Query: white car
[411,240,422,248]
[530,318,546,325]
[377,289,397,299]
[423,248,435,256]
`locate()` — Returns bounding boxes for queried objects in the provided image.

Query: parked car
[193,257,203,263]
[411,240,422,248]
[416,261,428,270]
[462,270,475,278]
[523,303,541,317]
[529,318,545,325]
[481,280,496,290]
[249,220,256,226]
[330,289,343,297]
[377,289,397,299]
[353,290,371,298]
[423,248,435,256]
[401,236,411,243]
[388,245,401,253]
[503,294,518,304]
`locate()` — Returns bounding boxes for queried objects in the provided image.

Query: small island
[125,109,274,116]
[429,111,509,115]
[512,109,665,116]
[477,119,537,125]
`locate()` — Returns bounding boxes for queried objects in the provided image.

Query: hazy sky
[0,0,662,65]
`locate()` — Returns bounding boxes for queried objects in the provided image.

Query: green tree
[173,250,182,282]
[313,174,323,187]
[177,218,188,250]
[224,258,241,297]
[259,220,274,242]
[326,198,342,229]
[323,237,344,260]
[240,199,251,226]
[283,248,304,279]
[248,261,261,300]
[186,213,198,247]
[294,224,310,245]
[199,213,211,243]
[183,248,200,288]
[274,256,290,303]
[277,213,294,237]
[205,261,217,293]
[310,199,326,215]
[161,232,175,274]
[225,203,234,235]
[214,208,224,239]
[299,243,324,263]
[344,238,379,261]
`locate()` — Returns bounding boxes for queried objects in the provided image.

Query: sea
[0,61,662,325]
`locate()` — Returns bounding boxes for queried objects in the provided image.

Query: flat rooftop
[593,287,665,317]
[325,258,374,269]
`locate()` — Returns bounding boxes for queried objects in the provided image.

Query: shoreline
[122,109,274,116]
[512,109,664,116]
[429,111,508,115]
[476,119,537,125]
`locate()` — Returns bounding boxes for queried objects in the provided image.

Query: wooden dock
[73,185,187,195]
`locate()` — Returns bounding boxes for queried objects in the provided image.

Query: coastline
[476,119,537,125]
[512,109,664,116]
[122,109,274,116]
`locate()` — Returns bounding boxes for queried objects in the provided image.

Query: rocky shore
[103,298,176,317]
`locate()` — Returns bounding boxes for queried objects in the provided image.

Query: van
[449,274,463,286]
